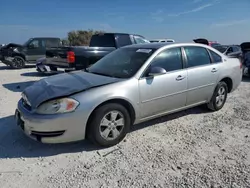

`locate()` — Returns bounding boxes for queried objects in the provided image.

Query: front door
[25,38,46,62]
[183,46,220,106]
[139,47,187,118]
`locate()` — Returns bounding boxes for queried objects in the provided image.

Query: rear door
[183,46,220,106]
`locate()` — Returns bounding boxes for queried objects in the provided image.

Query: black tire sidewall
[212,82,228,111]
[88,103,131,147]
[11,56,25,69]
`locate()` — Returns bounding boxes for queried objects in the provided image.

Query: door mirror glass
[147,66,166,76]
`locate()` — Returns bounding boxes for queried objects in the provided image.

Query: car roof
[123,42,170,49]
[122,42,210,50]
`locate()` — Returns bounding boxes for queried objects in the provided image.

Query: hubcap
[13,57,24,68]
[216,86,226,107]
[99,110,125,141]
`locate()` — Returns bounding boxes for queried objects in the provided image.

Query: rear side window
[116,34,132,47]
[209,50,222,63]
[90,34,116,47]
[150,47,183,72]
[184,46,211,68]
[46,39,59,48]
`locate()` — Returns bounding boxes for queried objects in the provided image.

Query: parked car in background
[213,45,241,55]
[37,33,150,73]
[208,41,221,47]
[240,42,250,76]
[193,38,221,47]
[150,39,175,43]
[16,42,242,146]
[0,37,62,68]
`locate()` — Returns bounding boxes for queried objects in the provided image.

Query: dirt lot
[0,63,250,188]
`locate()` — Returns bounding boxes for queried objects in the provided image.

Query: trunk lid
[45,47,72,68]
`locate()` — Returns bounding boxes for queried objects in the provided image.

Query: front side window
[184,46,211,68]
[87,48,155,78]
[149,47,183,72]
[29,40,39,48]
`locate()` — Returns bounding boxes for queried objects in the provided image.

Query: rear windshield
[89,34,116,47]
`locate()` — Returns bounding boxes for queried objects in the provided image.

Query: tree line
[62,29,105,46]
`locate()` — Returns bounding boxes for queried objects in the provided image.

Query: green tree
[67,29,105,46]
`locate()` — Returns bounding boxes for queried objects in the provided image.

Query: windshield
[87,47,155,78]
[214,45,228,53]
[23,38,33,46]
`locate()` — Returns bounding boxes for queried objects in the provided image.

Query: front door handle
[211,68,218,72]
[176,75,185,81]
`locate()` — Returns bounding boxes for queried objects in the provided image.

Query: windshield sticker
[136,49,152,53]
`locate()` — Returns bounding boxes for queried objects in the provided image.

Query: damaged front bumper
[15,99,88,144]
[0,56,15,66]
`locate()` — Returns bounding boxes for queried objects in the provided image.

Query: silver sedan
[15,42,242,146]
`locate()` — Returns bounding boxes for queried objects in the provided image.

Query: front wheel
[10,56,25,69]
[207,81,228,111]
[87,103,131,147]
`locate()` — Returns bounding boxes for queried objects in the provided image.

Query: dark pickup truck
[0,37,62,68]
[37,33,150,72]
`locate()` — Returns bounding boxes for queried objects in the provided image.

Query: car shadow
[2,81,36,92]
[242,77,250,82]
[0,115,97,159]
[0,106,211,159]
[0,64,35,70]
[131,106,211,132]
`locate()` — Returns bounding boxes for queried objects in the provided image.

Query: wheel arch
[85,98,136,135]
[13,52,26,60]
[219,77,233,93]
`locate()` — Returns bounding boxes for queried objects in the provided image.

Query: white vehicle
[150,39,175,43]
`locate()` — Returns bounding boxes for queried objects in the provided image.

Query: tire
[10,56,25,69]
[87,103,131,147]
[207,81,228,111]
[50,66,57,71]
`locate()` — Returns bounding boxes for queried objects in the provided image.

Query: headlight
[36,98,79,114]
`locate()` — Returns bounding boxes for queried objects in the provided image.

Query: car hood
[2,43,23,49]
[23,71,123,108]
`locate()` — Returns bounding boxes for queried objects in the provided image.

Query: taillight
[67,51,75,63]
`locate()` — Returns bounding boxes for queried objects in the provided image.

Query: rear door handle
[176,75,185,81]
[211,68,218,72]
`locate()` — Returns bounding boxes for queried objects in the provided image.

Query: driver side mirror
[147,66,167,77]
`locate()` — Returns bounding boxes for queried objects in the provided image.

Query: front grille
[31,130,65,138]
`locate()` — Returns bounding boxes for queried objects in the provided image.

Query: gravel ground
[0,63,250,188]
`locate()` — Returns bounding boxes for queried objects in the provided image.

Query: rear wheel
[87,103,131,147]
[207,81,228,111]
[10,56,25,69]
